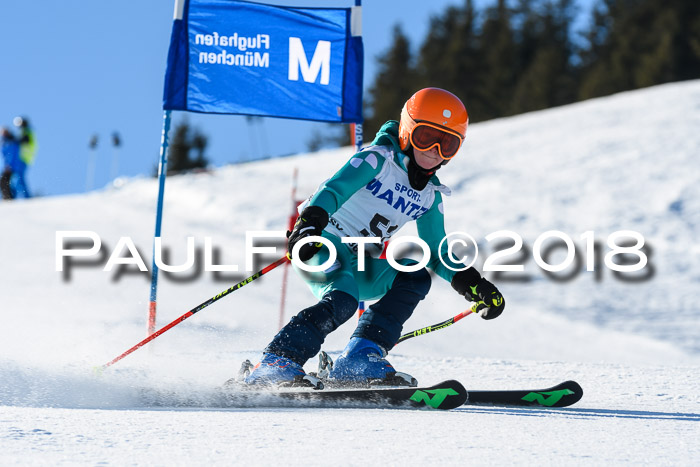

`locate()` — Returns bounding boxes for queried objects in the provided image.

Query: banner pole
[354,0,364,310]
[355,120,364,317]
[148,110,173,336]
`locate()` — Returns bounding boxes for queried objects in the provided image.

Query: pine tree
[364,25,418,140]
[477,0,519,119]
[362,0,700,131]
[578,0,700,100]
[416,1,484,120]
[166,119,210,175]
[510,0,577,113]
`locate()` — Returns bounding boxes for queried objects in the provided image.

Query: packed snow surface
[1,81,699,465]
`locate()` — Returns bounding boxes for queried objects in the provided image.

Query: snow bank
[1,81,699,465]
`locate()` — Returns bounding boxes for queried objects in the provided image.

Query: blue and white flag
[163,0,363,123]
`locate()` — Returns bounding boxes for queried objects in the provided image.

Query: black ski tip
[466,380,583,408]
[408,379,469,410]
[550,380,583,407]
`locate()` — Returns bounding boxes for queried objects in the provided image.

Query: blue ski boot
[327,337,417,387]
[242,353,323,389]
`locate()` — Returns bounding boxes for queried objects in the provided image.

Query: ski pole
[395,300,485,346]
[100,255,289,370]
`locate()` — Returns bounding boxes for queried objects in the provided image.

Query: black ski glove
[287,205,329,262]
[451,268,505,320]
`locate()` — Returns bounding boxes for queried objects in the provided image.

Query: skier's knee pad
[296,290,358,335]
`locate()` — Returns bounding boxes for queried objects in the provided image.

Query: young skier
[245,88,505,388]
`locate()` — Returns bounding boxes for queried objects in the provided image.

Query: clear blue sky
[1,0,593,197]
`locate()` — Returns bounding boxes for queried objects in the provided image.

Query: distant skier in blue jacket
[11,117,35,198]
[245,88,505,388]
[1,127,20,200]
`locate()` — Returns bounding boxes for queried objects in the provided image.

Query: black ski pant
[265,268,431,364]
[1,169,13,200]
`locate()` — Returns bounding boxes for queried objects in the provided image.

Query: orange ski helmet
[399,88,468,160]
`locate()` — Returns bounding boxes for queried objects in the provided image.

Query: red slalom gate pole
[100,255,289,370]
[278,167,299,331]
[277,254,292,331]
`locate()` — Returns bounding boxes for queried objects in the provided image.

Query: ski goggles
[408,122,464,160]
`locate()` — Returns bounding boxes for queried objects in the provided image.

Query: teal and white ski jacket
[302,120,464,284]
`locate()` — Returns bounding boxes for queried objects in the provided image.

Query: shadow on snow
[456,406,700,422]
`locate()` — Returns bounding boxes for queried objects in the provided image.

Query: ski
[465,380,583,408]
[221,379,468,410]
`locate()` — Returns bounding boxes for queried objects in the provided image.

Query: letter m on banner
[163,0,363,123]
[289,38,331,85]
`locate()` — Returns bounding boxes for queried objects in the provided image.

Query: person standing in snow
[244,88,505,388]
[10,116,35,198]
[1,127,20,200]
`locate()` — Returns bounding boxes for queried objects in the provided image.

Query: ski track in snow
[1,81,700,464]
[1,357,698,465]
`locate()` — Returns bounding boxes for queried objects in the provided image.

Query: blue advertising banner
[163,0,363,123]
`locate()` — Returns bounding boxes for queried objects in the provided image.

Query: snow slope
[1,81,699,465]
